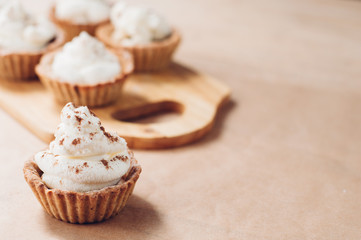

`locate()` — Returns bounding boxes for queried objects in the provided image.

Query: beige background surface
[1,0,361,239]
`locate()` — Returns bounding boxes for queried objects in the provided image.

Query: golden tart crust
[96,23,181,72]
[0,29,66,81]
[23,150,141,224]
[50,6,109,42]
[35,48,134,107]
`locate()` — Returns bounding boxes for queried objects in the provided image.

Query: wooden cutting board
[0,63,230,149]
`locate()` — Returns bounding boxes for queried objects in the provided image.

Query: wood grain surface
[1,0,361,239]
[0,63,230,149]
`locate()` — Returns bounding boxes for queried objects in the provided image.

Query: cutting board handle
[104,73,230,149]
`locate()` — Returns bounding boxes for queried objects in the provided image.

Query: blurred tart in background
[96,2,181,72]
[0,1,65,81]
[50,0,111,42]
[36,32,133,107]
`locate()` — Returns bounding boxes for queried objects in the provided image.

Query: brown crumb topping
[59,138,64,145]
[83,162,88,167]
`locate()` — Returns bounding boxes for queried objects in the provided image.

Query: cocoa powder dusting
[90,111,96,117]
[111,155,128,162]
[89,132,95,140]
[75,115,83,124]
[72,138,81,145]
[104,132,119,143]
[68,166,82,174]
[100,160,110,169]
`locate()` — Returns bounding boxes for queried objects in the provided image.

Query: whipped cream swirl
[55,0,110,24]
[110,2,172,46]
[35,103,131,192]
[51,31,121,85]
[0,1,56,52]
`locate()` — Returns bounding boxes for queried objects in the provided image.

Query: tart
[95,2,181,72]
[0,29,65,81]
[0,1,66,81]
[23,151,141,224]
[96,24,180,72]
[50,7,109,42]
[35,32,134,107]
[23,103,142,224]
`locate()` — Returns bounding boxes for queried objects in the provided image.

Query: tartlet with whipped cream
[36,31,133,107]
[96,2,181,71]
[0,1,65,81]
[50,0,111,42]
[23,103,142,224]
